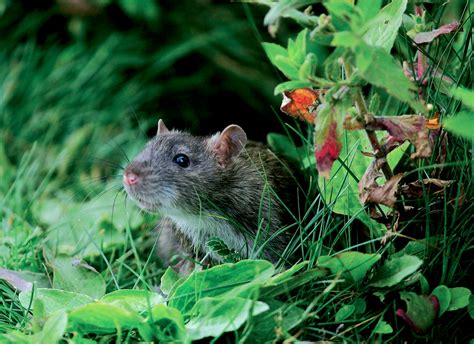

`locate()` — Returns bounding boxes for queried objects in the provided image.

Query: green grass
[0,1,473,342]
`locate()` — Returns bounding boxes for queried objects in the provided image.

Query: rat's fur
[123,120,298,264]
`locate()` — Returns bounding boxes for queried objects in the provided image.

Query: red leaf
[315,121,342,179]
[414,21,460,44]
[280,88,320,123]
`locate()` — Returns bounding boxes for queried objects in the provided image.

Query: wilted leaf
[317,252,381,284]
[280,88,320,123]
[186,297,269,340]
[396,292,439,333]
[414,21,460,44]
[370,255,422,288]
[366,115,431,159]
[359,158,404,208]
[400,178,454,198]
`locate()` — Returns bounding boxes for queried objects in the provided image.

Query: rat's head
[123,119,247,212]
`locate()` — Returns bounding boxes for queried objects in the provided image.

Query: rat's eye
[173,154,190,168]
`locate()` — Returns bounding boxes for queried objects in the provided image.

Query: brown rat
[123,119,299,267]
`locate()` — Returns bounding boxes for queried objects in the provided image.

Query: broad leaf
[19,289,94,317]
[335,304,355,321]
[317,252,381,284]
[447,287,471,311]
[397,292,438,333]
[431,285,450,316]
[414,21,460,44]
[370,255,422,288]
[146,304,187,343]
[160,267,182,296]
[50,255,106,299]
[373,320,393,334]
[280,88,319,123]
[186,297,269,340]
[100,290,164,313]
[40,310,68,344]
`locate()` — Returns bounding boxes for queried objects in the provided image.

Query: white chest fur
[160,207,250,261]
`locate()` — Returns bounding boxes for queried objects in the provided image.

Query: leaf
[373,320,393,334]
[280,88,320,123]
[69,303,145,334]
[354,43,425,113]
[414,21,460,44]
[364,115,432,159]
[118,0,160,22]
[397,292,439,333]
[100,290,164,314]
[249,300,304,342]
[370,255,422,288]
[19,289,94,317]
[160,267,182,296]
[262,43,299,80]
[168,260,274,314]
[450,86,474,109]
[468,295,474,319]
[335,304,355,322]
[447,287,471,311]
[206,237,241,263]
[267,133,308,167]
[0,268,40,292]
[264,261,308,286]
[317,252,381,284]
[147,304,187,343]
[359,159,404,208]
[314,102,347,178]
[442,111,474,140]
[274,80,315,94]
[186,297,269,340]
[363,0,407,51]
[50,255,106,299]
[431,285,451,316]
[40,310,68,344]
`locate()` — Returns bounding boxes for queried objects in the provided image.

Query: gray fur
[123,124,298,264]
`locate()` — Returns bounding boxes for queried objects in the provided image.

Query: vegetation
[0,0,472,342]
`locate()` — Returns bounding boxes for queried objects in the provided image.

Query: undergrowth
[0,0,472,343]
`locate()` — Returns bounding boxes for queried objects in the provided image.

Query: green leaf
[354,43,425,113]
[50,255,106,299]
[442,111,474,140]
[335,304,355,321]
[186,297,269,341]
[450,86,474,109]
[206,237,241,263]
[373,320,393,334]
[468,295,474,319]
[168,260,274,314]
[431,285,451,316]
[249,300,304,342]
[331,31,359,48]
[274,80,315,94]
[147,304,187,343]
[69,303,145,333]
[370,255,423,288]
[447,287,471,311]
[362,0,407,51]
[317,252,381,284]
[357,0,382,22]
[264,261,309,286]
[100,290,164,313]
[118,0,160,22]
[262,43,299,80]
[397,292,438,333]
[40,310,68,344]
[19,289,94,317]
[288,29,308,65]
[160,267,182,296]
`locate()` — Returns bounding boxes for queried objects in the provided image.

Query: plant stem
[342,60,394,180]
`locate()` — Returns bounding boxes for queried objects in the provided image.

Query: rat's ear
[157,119,169,135]
[209,125,247,166]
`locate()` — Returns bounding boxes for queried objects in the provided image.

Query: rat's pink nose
[123,171,139,185]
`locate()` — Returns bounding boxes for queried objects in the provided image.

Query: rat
[123,119,300,269]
